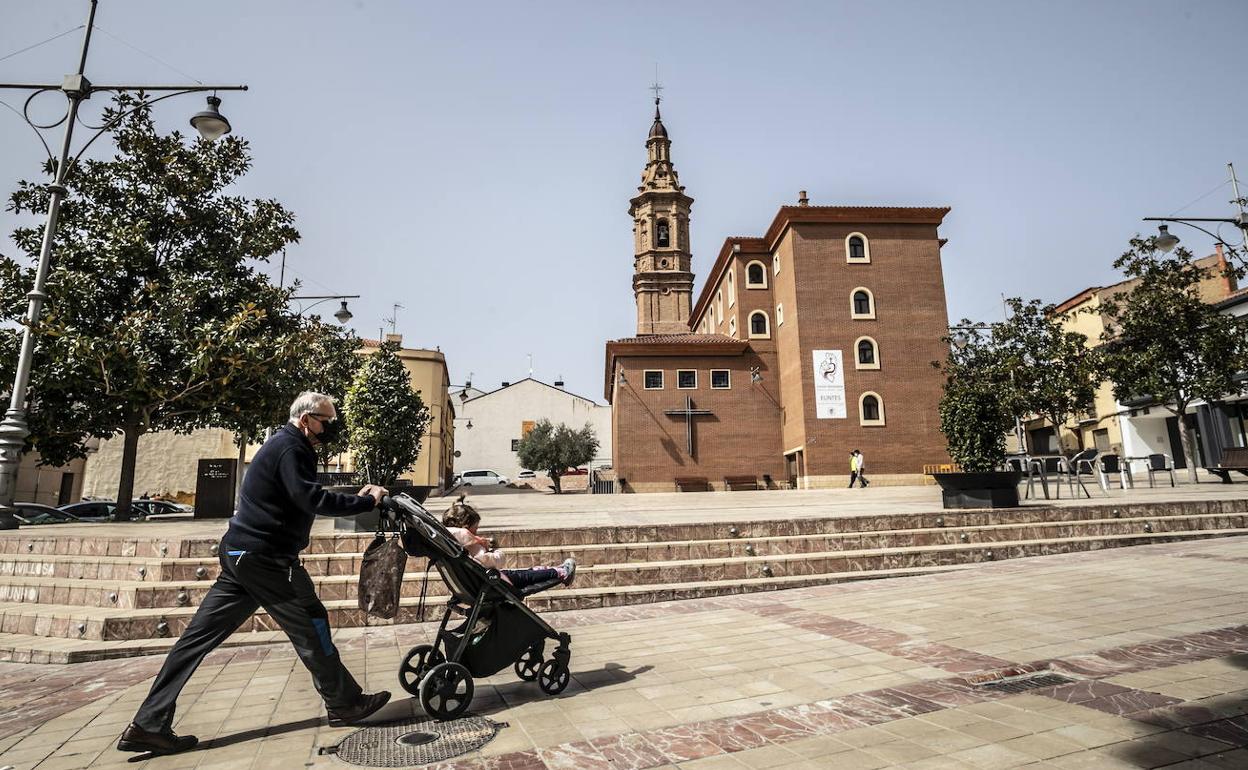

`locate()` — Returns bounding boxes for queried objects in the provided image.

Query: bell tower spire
[630,81,695,336]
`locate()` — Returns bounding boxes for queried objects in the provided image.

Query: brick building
[604,98,953,491]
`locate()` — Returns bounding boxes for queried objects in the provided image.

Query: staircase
[1,498,1246,663]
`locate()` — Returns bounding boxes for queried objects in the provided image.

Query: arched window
[860,392,885,425]
[776,303,784,326]
[855,337,879,369]
[773,254,781,274]
[846,232,870,263]
[746,261,767,288]
[656,218,670,248]
[851,288,875,319]
[716,290,723,323]
[727,269,735,307]
[728,317,737,337]
[748,311,770,339]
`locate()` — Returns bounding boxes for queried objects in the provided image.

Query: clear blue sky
[2,0,1245,402]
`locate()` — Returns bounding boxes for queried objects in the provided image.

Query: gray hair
[289,391,336,422]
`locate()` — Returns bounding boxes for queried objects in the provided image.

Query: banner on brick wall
[812,349,846,419]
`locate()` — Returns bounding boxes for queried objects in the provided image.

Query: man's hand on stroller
[358,485,389,508]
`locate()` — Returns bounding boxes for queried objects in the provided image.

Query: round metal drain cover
[330,715,501,767]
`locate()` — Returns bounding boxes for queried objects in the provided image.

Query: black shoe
[116,723,198,755]
[327,691,392,727]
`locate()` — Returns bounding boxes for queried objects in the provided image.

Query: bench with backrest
[723,475,760,491]
[674,477,711,492]
[1207,447,1248,483]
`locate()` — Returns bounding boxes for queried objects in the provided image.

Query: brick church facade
[605,98,952,491]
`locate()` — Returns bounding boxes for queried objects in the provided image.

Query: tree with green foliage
[0,94,305,519]
[343,340,430,487]
[1097,237,1248,482]
[515,419,599,493]
[995,298,1099,452]
[936,323,1020,472]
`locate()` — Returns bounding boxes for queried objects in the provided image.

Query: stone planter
[932,471,1023,509]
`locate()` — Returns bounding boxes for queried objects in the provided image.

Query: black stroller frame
[380,493,573,720]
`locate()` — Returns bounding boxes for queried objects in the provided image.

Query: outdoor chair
[1098,454,1132,489]
[1146,454,1177,488]
[1070,449,1107,495]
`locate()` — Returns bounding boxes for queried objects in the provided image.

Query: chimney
[501,381,510,387]
[798,190,809,206]
[384,333,403,345]
[554,377,565,388]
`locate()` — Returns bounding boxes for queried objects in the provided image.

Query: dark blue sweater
[221,423,375,556]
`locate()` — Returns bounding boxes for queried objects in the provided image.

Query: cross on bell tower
[630,80,695,336]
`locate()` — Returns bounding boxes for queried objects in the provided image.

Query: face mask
[311,417,343,444]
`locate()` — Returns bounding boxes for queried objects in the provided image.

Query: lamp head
[190,95,231,141]
[1155,224,1180,253]
[333,300,353,325]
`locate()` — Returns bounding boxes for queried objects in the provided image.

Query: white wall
[454,379,612,478]
[1119,413,1174,474]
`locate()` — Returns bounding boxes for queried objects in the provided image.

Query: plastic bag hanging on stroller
[379,493,574,720]
[358,534,407,619]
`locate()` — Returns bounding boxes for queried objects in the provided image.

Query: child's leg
[500,567,561,591]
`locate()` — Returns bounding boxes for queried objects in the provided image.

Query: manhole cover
[974,672,1076,694]
[328,715,502,767]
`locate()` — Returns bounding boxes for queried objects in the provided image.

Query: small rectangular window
[644,370,664,389]
[711,370,730,389]
[677,370,697,389]
[511,439,520,451]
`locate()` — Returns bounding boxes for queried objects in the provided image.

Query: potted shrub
[933,323,1023,508]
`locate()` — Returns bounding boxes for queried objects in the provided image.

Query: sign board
[194,458,237,519]
[812,349,846,419]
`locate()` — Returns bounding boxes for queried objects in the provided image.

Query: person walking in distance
[848,450,859,488]
[853,449,870,488]
[118,392,392,756]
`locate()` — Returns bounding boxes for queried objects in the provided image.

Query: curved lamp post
[0,0,247,528]
[292,295,360,325]
[1144,163,1248,265]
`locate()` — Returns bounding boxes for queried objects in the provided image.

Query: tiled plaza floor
[2,535,1247,769]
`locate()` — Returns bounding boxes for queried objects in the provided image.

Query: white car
[459,469,509,486]
[517,470,537,480]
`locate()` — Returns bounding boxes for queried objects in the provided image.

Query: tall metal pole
[0,1,99,528]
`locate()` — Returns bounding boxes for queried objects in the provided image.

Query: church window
[716,291,723,323]
[711,370,730,389]
[773,254,781,275]
[776,303,784,326]
[644,370,664,390]
[728,317,737,337]
[851,288,875,319]
[855,337,880,369]
[860,392,885,425]
[746,261,767,288]
[677,370,697,389]
[748,311,770,339]
[656,219,670,248]
[846,233,871,263]
[728,270,735,307]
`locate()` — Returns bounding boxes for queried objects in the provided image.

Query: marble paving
[1,535,1247,768]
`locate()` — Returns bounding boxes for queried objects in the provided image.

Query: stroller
[379,493,573,720]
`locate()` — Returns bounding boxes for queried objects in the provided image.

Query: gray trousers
[133,550,362,732]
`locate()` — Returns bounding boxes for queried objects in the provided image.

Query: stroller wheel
[399,644,444,696]
[420,662,475,721]
[537,659,570,695]
[514,648,542,682]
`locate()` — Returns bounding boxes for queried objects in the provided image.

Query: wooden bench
[723,475,760,491]
[1206,447,1248,483]
[674,477,711,492]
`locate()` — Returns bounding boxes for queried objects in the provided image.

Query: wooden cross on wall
[665,395,713,457]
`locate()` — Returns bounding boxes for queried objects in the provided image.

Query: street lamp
[0,0,247,528]
[291,295,360,325]
[1144,163,1248,265]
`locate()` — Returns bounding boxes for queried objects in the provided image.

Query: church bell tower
[630,90,695,336]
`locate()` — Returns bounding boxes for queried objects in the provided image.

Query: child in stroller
[381,493,574,720]
[441,496,577,592]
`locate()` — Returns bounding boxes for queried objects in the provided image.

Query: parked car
[458,469,510,486]
[58,501,116,522]
[12,502,80,525]
[562,467,589,476]
[517,470,537,480]
[132,500,191,518]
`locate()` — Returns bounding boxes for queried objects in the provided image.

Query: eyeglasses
[307,412,336,423]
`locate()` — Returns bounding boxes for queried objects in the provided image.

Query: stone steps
[0,527,1243,644]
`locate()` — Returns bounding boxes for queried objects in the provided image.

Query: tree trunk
[114,424,143,522]
[549,468,562,494]
[1176,409,1200,483]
